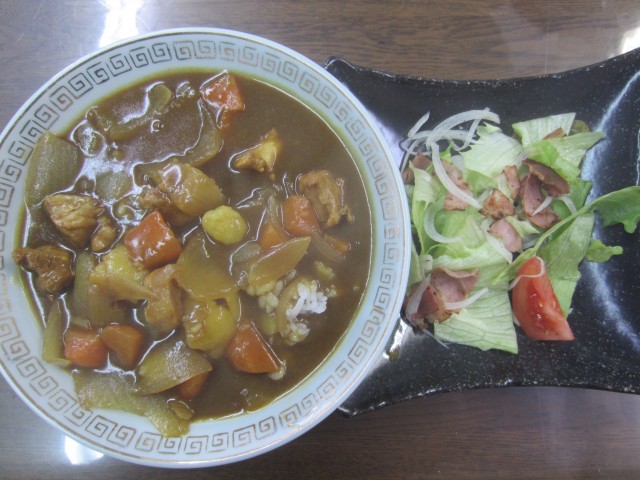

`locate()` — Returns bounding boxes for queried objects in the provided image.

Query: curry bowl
[0,29,410,467]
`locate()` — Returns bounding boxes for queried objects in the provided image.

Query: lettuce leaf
[462,127,523,184]
[586,185,640,233]
[585,239,623,263]
[505,216,540,238]
[429,209,517,353]
[411,164,442,253]
[512,113,576,146]
[503,186,640,314]
[524,132,605,181]
[434,285,517,353]
[537,214,595,315]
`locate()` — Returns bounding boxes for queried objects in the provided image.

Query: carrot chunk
[100,324,146,370]
[258,219,290,250]
[226,323,281,373]
[124,211,182,269]
[176,371,211,400]
[200,72,245,128]
[201,72,245,111]
[282,195,321,237]
[64,327,108,369]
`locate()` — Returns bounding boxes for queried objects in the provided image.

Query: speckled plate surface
[325,50,640,416]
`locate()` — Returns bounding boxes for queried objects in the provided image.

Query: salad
[402,110,640,353]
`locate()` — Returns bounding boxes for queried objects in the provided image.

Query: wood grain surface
[1,1,640,478]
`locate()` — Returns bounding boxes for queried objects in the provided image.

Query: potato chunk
[89,245,153,302]
[156,163,224,216]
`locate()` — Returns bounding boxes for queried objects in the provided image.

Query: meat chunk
[90,216,117,252]
[13,244,74,294]
[544,127,565,139]
[406,268,479,327]
[401,153,432,184]
[297,170,353,228]
[481,188,515,220]
[143,264,183,333]
[521,174,543,216]
[503,165,521,199]
[44,194,103,248]
[442,161,473,211]
[232,129,282,174]
[408,284,448,327]
[521,174,559,229]
[430,268,479,308]
[528,208,559,229]
[489,218,522,252]
[523,159,569,197]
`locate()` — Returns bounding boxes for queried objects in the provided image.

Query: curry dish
[13,71,371,435]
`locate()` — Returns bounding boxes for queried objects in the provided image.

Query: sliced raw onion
[424,206,461,243]
[405,275,431,319]
[425,110,499,147]
[407,111,432,138]
[481,218,513,264]
[444,287,489,311]
[557,195,578,215]
[458,112,485,150]
[508,257,547,290]
[409,130,470,143]
[430,140,482,209]
[531,194,553,216]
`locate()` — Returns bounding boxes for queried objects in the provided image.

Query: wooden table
[1,1,639,478]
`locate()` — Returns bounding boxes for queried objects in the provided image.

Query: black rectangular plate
[324,50,640,416]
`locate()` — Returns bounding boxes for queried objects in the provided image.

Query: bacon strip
[503,165,521,199]
[406,268,479,327]
[521,173,559,228]
[490,218,522,252]
[523,159,569,197]
[442,162,473,211]
[482,188,515,220]
[401,153,432,184]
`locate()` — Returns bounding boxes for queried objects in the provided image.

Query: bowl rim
[0,27,411,467]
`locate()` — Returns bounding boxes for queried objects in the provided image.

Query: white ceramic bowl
[0,28,410,467]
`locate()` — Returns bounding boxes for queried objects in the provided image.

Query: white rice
[285,280,327,321]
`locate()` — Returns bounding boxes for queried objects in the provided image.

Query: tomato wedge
[512,256,574,341]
